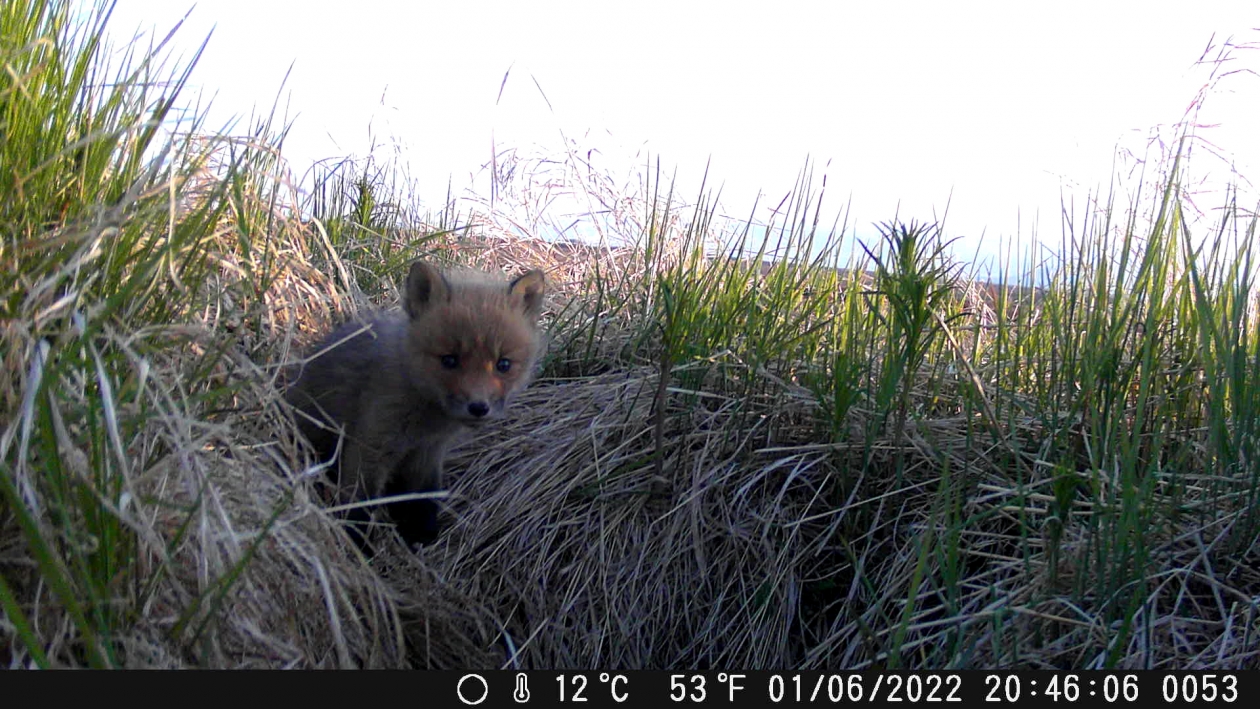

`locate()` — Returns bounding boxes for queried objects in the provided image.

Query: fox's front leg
[335,437,389,550]
[384,444,446,547]
[334,437,383,503]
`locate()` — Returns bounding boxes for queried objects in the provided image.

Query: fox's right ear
[405,260,450,316]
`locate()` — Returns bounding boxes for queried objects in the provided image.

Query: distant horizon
[105,0,1260,275]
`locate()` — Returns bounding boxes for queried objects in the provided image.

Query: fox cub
[286,259,547,546]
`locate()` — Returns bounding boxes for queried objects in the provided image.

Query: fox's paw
[390,498,442,548]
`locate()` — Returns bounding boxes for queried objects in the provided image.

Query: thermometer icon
[513,673,531,703]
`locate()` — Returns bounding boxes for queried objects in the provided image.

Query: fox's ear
[405,261,449,316]
[509,269,546,319]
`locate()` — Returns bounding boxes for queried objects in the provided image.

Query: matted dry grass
[382,356,1260,669]
[0,194,408,668]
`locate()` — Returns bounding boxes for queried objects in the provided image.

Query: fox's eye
[440,354,459,369]
[495,358,512,373]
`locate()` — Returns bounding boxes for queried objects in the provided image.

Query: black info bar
[15,669,1246,708]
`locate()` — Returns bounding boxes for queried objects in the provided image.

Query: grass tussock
[4,0,1260,670]
[1,0,401,668]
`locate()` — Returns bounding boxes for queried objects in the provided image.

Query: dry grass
[388,357,1260,670]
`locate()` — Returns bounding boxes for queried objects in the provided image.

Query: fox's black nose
[467,401,490,418]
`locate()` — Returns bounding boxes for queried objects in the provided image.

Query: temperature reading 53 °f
[670,674,748,703]
[557,673,630,703]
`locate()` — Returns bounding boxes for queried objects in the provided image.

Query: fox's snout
[442,390,505,422]
[435,368,513,422]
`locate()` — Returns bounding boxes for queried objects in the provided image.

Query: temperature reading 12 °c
[557,673,630,703]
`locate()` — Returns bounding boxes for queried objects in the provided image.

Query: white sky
[106,0,1260,269]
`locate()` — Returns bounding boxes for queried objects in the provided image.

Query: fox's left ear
[509,269,546,319]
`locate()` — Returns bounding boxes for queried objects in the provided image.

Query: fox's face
[403,262,546,423]
[407,318,539,422]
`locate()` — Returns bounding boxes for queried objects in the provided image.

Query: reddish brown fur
[285,260,546,546]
